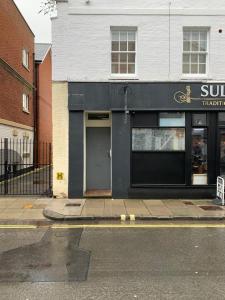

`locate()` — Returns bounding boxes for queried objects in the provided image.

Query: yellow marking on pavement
[120,215,126,221]
[0,225,37,229]
[51,223,225,229]
[23,204,33,209]
[130,215,136,221]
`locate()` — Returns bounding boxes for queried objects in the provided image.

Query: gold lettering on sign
[202,100,225,106]
[173,86,225,106]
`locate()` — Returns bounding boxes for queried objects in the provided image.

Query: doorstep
[43,198,225,221]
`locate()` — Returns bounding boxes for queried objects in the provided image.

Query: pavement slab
[124,200,149,216]
[103,199,126,217]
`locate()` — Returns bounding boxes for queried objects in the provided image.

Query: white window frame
[22,94,29,113]
[182,27,209,79]
[22,49,29,69]
[110,27,137,79]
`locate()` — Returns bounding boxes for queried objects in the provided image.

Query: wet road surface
[1,225,225,299]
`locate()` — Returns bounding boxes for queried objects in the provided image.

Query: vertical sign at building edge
[217,176,225,206]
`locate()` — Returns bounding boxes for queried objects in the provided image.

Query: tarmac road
[0,224,225,299]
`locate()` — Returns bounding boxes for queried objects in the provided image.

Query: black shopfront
[68,82,225,199]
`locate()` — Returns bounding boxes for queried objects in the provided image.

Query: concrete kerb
[43,209,225,221]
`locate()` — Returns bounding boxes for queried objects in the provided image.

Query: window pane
[192,128,208,181]
[120,64,127,73]
[128,53,135,63]
[120,31,127,41]
[128,31,135,41]
[183,63,190,74]
[191,64,198,73]
[199,54,206,63]
[192,113,207,126]
[132,128,185,151]
[200,40,207,51]
[199,64,206,74]
[120,53,127,63]
[191,54,198,63]
[111,53,119,63]
[159,113,185,127]
[111,64,119,73]
[200,31,207,41]
[183,54,190,63]
[128,41,135,51]
[112,31,119,41]
[128,64,135,74]
[219,113,225,125]
[183,41,190,51]
[120,41,127,51]
[112,41,119,51]
[192,31,199,41]
[183,31,191,41]
[191,41,199,51]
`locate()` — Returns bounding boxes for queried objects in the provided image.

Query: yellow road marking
[51,223,225,229]
[1,223,225,230]
[0,225,37,229]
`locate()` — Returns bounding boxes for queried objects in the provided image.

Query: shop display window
[192,128,208,184]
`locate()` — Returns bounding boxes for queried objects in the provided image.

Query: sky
[13,0,52,43]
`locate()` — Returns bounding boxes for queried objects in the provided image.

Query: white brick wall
[52,0,225,82]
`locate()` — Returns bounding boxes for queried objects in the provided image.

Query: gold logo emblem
[174,86,191,104]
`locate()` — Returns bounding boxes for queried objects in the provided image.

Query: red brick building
[0,0,34,141]
[35,43,52,164]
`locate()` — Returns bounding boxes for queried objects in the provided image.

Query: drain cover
[199,205,223,211]
[65,203,81,207]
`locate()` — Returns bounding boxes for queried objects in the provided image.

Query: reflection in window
[192,128,207,184]
[192,113,207,126]
[159,112,185,127]
[132,128,185,151]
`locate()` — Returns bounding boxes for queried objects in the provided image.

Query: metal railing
[0,138,52,196]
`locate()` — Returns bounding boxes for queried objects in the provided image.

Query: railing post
[4,138,8,195]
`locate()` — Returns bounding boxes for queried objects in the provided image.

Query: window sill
[109,74,139,81]
[23,109,30,114]
[22,63,30,72]
[181,74,211,81]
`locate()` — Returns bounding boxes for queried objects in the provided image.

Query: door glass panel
[192,128,208,184]
[220,130,225,175]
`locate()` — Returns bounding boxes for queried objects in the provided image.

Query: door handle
[108,150,112,158]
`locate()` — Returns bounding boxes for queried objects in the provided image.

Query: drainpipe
[34,59,40,167]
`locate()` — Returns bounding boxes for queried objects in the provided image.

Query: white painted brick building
[53,0,225,82]
[52,0,225,199]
